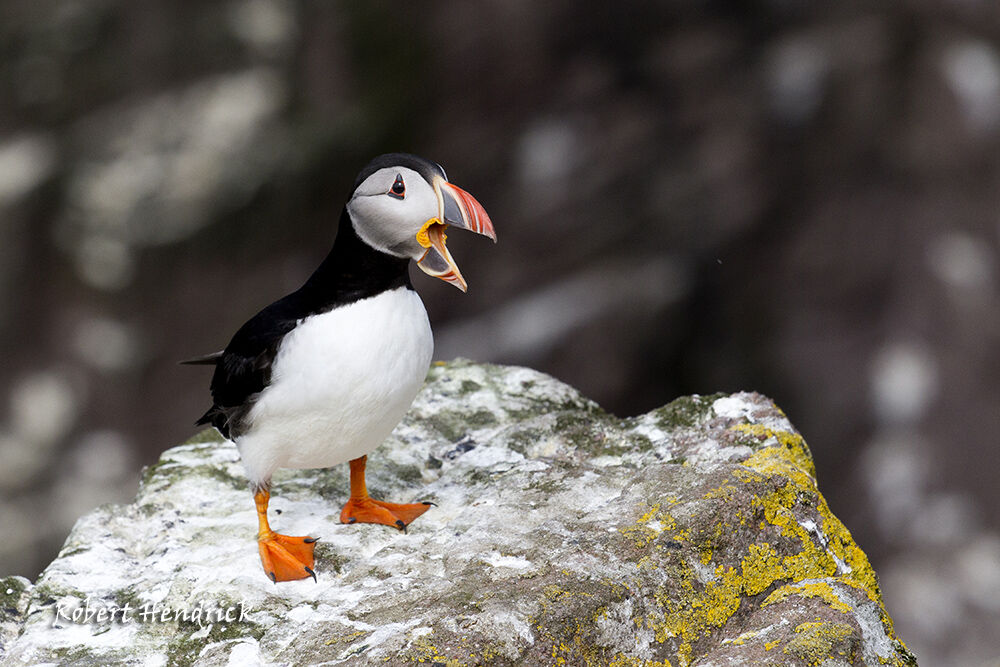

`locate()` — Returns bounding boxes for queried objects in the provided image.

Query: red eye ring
[388,174,405,199]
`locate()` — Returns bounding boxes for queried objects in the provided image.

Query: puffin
[185,153,495,582]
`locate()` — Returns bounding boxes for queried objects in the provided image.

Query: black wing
[195,295,304,439]
[179,351,224,366]
[192,207,413,439]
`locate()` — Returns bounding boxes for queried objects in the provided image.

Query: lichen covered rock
[1,360,915,666]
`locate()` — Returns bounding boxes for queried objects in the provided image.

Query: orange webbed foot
[340,456,433,531]
[340,497,433,531]
[258,533,318,583]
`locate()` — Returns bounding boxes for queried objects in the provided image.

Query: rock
[0,576,31,659]
[0,360,915,666]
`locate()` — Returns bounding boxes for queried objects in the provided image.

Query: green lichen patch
[192,464,248,491]
[376,460,425,486]
[553,413,620,456]
[527,476,569,495]
[31,581,88,606]
[652,394,725,430]
[165,618,265,667]
[1,574,32,647]
[139,459,172,490]
[459,380,483,395]
[314,545,349,575]
[43,646,100,664]
[302,468,349,501]
[0,576,29,608]
[111,586,144,612]
[184,428,224,445]
[425,409,496,441]
[55,545,91,559]
[140,450,243,493]
[424,357,483,382]
[505,426,543,455]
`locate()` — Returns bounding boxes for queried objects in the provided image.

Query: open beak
[416,177,496,292]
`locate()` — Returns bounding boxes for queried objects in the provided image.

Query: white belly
[236,287,433,484]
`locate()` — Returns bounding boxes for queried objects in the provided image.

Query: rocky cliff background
[0,2,997,665]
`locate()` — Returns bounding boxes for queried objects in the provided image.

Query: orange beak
[416,178,496,291]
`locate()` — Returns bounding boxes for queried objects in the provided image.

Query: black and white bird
[185,153,495,582]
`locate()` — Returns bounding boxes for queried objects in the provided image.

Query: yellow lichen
[539,422,910,667]
[324,630,367,646]
[723,629,758,646]
[527,582,624,667]
[638,471,842,666]
[608,656,673,667]
[406,633,467,666]
[734,423,911,659]
[783,621,854,665]
[739,543,784,596]
[632,423,908,665]
[647,563,743,664]
[732,467,765,484]
[619,503,679,549]
[763,581,852,614]
[733,424,816,479]
[702,479,739,500]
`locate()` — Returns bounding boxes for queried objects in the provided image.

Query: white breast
[236,286,433,485]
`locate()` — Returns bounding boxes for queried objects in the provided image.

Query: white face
[345,166,439,260]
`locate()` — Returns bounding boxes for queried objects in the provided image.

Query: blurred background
[1,1,998,664]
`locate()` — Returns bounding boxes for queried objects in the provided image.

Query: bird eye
[388,174,405,199]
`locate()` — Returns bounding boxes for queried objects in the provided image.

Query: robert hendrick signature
[53,598,251,627]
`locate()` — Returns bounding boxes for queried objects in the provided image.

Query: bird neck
[298,208,412,305]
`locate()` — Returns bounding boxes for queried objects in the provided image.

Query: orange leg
[255,489,317,583]
[339,456,433,531]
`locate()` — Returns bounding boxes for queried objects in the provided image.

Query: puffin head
[345,153,496,292]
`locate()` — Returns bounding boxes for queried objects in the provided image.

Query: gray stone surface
[0,361,915,666]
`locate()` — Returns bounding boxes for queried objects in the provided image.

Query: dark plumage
[195,209,412,439]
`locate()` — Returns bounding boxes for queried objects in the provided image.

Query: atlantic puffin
[185,153,495,582]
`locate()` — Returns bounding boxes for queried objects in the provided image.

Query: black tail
[179,351,223,366]
[195,407,215,426]
[195,405,231,439]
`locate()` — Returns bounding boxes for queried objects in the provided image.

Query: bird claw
[340,496,432,529]
[258,533,317,582]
